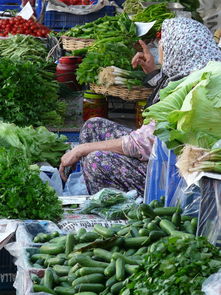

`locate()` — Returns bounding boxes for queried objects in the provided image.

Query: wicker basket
[90,84,153,101]
[61,36,95,51]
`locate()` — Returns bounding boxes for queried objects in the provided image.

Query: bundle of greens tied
[143,61,221,155]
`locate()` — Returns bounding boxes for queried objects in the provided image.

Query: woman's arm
[59,138,124,180]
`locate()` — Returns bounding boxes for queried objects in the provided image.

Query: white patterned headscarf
[161,17,221,79]
[150,17,221,104]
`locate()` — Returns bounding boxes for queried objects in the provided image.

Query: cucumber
[110,246,120,253]
[94,225,115,238]
[77,228,87,238]
[72,273,105,287]
[110,281,124,295]
[47,256,65,266]
[139,204,156,218]
[125,249,136,256]
[80,232,100,243]
[93,249,112,262]
[112,252,141,265]
[117,226,130,236]
[149,200,160,209]
[68,255,78,266]
[135,247,148,255]
[183,220,195,234]
[191,217,198,234]
[65,233,75,256]
[147,222,161,231]
[149,230,167,242]
[33,233,50,243]
[79,267,105,276]
[30,253,50,262]
[53,265,71,276]
[124,237,151,248]
[30,274,41,284]
[125,264,139,275]
[69,263,81,274]
[154,207,182,216]
[60,281,71,287]
[44,268,54,289]
[106,275,117,288]
[54,286,76,295]
[181,215,192,222]
[50,231,60,239]
[171,212,181,227]
[58,276,69,282]
[49,236,67,245]
[33,284,55,294]
[104,260,116,277]
[40,244,64,255]
[74,283,105,293]
[74,293,98,295]
[130,226,139,237]
[160,219,194,238]
[138,228,149,236]
[115,258,125,281]
[75,254,109,268]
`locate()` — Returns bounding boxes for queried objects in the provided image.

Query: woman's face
[158,39,164,65]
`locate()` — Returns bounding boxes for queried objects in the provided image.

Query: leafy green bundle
[76,13,138,85]
[0,122,69,167]
[143,61,221,152]
[0,147,63,221]
[122,236,221,295]
[0,58,65,127]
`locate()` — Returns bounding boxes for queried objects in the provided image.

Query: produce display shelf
[43,6,115,30]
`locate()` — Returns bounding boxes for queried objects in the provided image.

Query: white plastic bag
[202,269,221,295]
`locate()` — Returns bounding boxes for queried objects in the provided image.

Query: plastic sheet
[202,269,221,295]
[63,171,88,196]
[197,177,221,246]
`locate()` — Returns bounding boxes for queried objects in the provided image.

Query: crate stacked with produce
[24,201,221,295]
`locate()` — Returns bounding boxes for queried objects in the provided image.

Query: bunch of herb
[0,147,63,221]
[0,122,69,167]
[0,58,65,127]
[122,236,221,295]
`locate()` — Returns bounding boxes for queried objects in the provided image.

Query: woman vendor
[59,17,221,197]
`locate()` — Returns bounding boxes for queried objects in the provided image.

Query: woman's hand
[59,144,84,181]
[131,40,156,73]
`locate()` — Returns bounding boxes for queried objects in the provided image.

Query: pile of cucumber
[28,201,198,295]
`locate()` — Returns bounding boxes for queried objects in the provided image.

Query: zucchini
[79,267,105,276]
[44,268,54,289]
[33,284,55,294]
[154,207,182,216]
[94,225,115,238]
[124,236,151,248]
[74,283,105,293]
[75,254,109,268]
[106,275,117,288]
[40,244,64,255]
[115,258,125,281]
[72,273,105,287]
[79,232,100,243]
[93,249,112,262]
[104,261,116,277]
[54,286,77,295]
[53,265,71,276]
[112,252,141,265]
[110,281,124,295]
[65,233,75,256]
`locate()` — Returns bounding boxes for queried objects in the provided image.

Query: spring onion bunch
[98,66,146,89]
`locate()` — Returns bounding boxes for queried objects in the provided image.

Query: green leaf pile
[122,236,221,295]
[0,147,63,221]
[0,122,69,167]
[143,61,221,151]
[0,58,65,127]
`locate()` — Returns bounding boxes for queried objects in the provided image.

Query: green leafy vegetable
[0,147,63,221]
[143,61,221,151]
[0,122,69,167]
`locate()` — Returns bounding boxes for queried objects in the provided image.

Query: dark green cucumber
[138,228,149,236]
[147,222,161,231]
[72,273,105,287]
[125,249,136,256]
[60,282,71,287]
[160,219,194,238]
[30,253,50,262]
[135,246,148,255]
[125,264,139,275]
[112,252,141,265]
[104,261,116,277]
[49,236,67,245]
[79,267,105,276]
[171,212,181,227]
[53,265,71,276]
[79,232,100,243]
[183,220,195,234]
[54,286,76,295]
[115,258,125,281]
[139,204,156,218]
[93,225,115,238]
[75,254,109,268]
[154,207,182,216]
[74,283,105,293]
[47,256,65,266]
[39,244,64,255]
[106,275,117,288]
[124,236,151,248]
[74,293,97,295]
[33,284,55,294]
[44,268,54,289]
[93,249,112,262]
[149,230,167,242]
[110,282,124,295]
[65,233,75,256]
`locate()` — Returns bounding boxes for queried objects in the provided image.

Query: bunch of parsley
[0,147,63,221]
